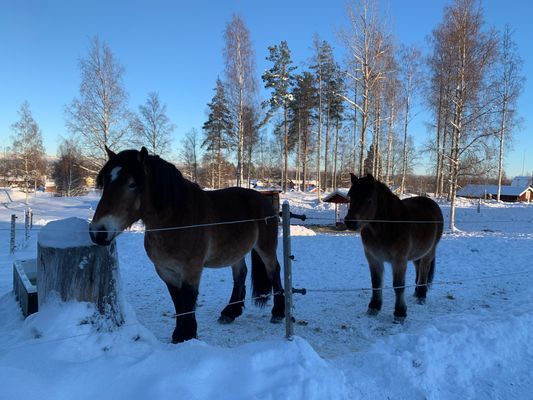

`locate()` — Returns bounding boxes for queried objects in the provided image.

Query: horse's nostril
[344,219,359,231]
[90,227,110,245]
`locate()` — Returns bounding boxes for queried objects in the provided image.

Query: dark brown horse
[89,147,284,342]
[344,174,443,322]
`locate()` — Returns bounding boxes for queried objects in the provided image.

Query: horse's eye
[128,182,137,190]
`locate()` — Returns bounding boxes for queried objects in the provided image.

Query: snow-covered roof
[511,176,533,187]
[457,184,532,197]
[323,189,349,203]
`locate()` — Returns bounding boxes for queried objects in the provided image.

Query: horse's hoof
[270,315,284,324]
[393,316,406,324]
[218,314,235,324]
[171,330,197,343]
[367,308,380,316]
[416,297,426,305]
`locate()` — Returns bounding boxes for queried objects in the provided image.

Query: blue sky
[1,0,531,177]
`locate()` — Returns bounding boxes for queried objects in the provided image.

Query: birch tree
[431,0,497,230]
[398,45,422,194]
[493,25,524,201]
[133,92,175,157]
[383,53,400,185]
[10,101,46,203]
[52,139,87,197]
[427,24,454,197]
[341,0,389,177]
[181,128,200,183]
[223,15,257,187]
[65,36,132,173]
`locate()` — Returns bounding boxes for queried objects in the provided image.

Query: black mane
[145,154,185,210]
[96,149,185,210]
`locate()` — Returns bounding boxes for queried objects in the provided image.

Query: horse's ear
[366,173,375,182]
[350,173,358,185]
[139,146,149,164]
[105,145,116,160]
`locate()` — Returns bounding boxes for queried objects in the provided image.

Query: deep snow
[0,189,532,399]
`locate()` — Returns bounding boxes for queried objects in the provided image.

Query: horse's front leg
[166,280,199,343]
[392,258,408,323]
[219,259,247,324]
[159,264,201,343]
[366,253,384,316]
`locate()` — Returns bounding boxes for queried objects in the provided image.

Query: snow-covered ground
[1,189,532,399]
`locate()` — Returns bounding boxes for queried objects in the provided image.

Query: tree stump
[37,217,123,327]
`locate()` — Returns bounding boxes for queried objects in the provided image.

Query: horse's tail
[251,249,273,308]
[428,257,436,288]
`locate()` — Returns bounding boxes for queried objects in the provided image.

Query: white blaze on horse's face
[90,164,142,246]
[110,166,122,183]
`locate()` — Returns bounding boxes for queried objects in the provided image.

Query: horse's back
[203,187,279,261]
[207,187,276,219]
[402,196,444,245]
[402,196,443,221]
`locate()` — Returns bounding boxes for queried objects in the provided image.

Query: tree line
[1,0,524,229]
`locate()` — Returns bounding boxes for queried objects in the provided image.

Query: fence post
[24,209,30,242]
[10,214,17,255]
[29,208,33,229]
[282,201,294,340]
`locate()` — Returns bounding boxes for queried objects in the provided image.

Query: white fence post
[282,201,294,340]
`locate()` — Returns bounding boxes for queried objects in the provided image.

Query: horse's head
[344,173,377,231]
[89,146,148,245]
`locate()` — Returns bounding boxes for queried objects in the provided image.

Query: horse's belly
[203,232,257,267]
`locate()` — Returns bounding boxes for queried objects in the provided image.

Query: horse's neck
[140,176,205,229]
[369,184,404,231]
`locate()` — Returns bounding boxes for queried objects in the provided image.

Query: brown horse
[89,147,284,342]
[344,174,443,322]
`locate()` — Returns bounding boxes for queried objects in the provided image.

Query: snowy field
[0,189,532,399]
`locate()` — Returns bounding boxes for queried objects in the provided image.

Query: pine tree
[289,72,318,192]
[311,39,338,192]
[202,78,233,188]
[243,104,260,188]
[327,62,346,190]
[262,40,297,192]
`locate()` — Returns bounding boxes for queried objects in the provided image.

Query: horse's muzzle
[344,218,360,231]
[89,225,112,246]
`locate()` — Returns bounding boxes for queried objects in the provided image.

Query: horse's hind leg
[219,259,247,324]
[414,253,435,305]
[270,261,285,323]
[252,248,285,323]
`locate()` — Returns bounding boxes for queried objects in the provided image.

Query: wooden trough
[13,259,38,317]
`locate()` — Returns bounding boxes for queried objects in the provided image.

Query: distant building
[457,176,533,202]
[510,176,533,188]
[323,189,350,225]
